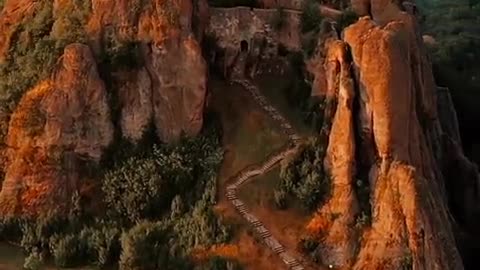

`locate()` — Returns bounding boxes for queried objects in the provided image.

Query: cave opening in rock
[240,40,249,52]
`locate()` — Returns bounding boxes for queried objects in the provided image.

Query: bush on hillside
[419,0,480,161]
[80,221,122,267]
[279,138,330,210]
[23,250,44,270]
[119,221,178,270]
[102,128,223,224]
[0,123,230,269]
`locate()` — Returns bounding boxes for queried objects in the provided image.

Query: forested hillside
[419,0,480,163]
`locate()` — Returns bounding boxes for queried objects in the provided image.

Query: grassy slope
[210,77,290,270]
[211,73,317,269]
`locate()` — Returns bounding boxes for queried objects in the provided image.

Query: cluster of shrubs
[0,0,91,142]
[275,137,330,211]
[0,124,241,269]
[297,236,322,264]
[419,0,480,162]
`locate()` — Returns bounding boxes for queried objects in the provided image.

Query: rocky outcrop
[0,0,36,61]
[0,0,209,215]
[307,40,359,267]
[88,0,208,142]
[305,4,479,268]
[117,68,153,142]
[144,36,207,141]
[344,14,463,269]
[0,44,113,216]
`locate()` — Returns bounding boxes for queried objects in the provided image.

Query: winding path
[226,79,305,270]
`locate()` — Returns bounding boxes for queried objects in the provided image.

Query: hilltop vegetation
[419,0,480,162]
[0,123,241,269]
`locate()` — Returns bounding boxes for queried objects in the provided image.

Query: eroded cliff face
[88,0,208,142]
[0,44,113,216]
[307,40,359,266]
[306,3,479,269]
[0,0,209,215]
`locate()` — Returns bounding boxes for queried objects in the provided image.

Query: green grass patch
[210,79,289,172]
[256,75,314,136]
[238,167,280,207]
[233,121,287,166]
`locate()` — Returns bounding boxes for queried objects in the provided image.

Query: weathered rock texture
[207,7,302,54]
[116,68,153,142]
[0,0,37,61]
[306,4,480,269]
[206,7,302,80]
[345,13,464,269]
[144,36,207,141]
[0,44,113,216]
[88,0,208,142]
[0,0,209,215]
[307,40,359,267]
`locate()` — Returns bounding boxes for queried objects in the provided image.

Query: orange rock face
[306,8,477,269]
[116,68,153,142]
[88,0,208,142]
[0,0,37,61]
[0,0,209,215]
[345,14,463,269]
[0,44,114,216]
[144,36,207,141]
[309,40,359,267]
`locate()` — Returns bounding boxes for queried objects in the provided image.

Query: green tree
[279,138,330,210]
[170,195,185,219]
[119,221,172,270]
[49,233,86,267]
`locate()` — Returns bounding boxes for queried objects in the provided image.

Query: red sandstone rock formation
[88,0,208,142]
[0,0,209,215]
[307,40,359,267]
[116,68,153,142]
[306,3,479,269]
[0,0,37,61]
[0,44,114,216]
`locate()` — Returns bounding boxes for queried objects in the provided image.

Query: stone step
[287,260,300,266]
[259,231,271,238]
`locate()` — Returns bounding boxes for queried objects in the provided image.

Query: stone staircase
[225,79,305,270]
